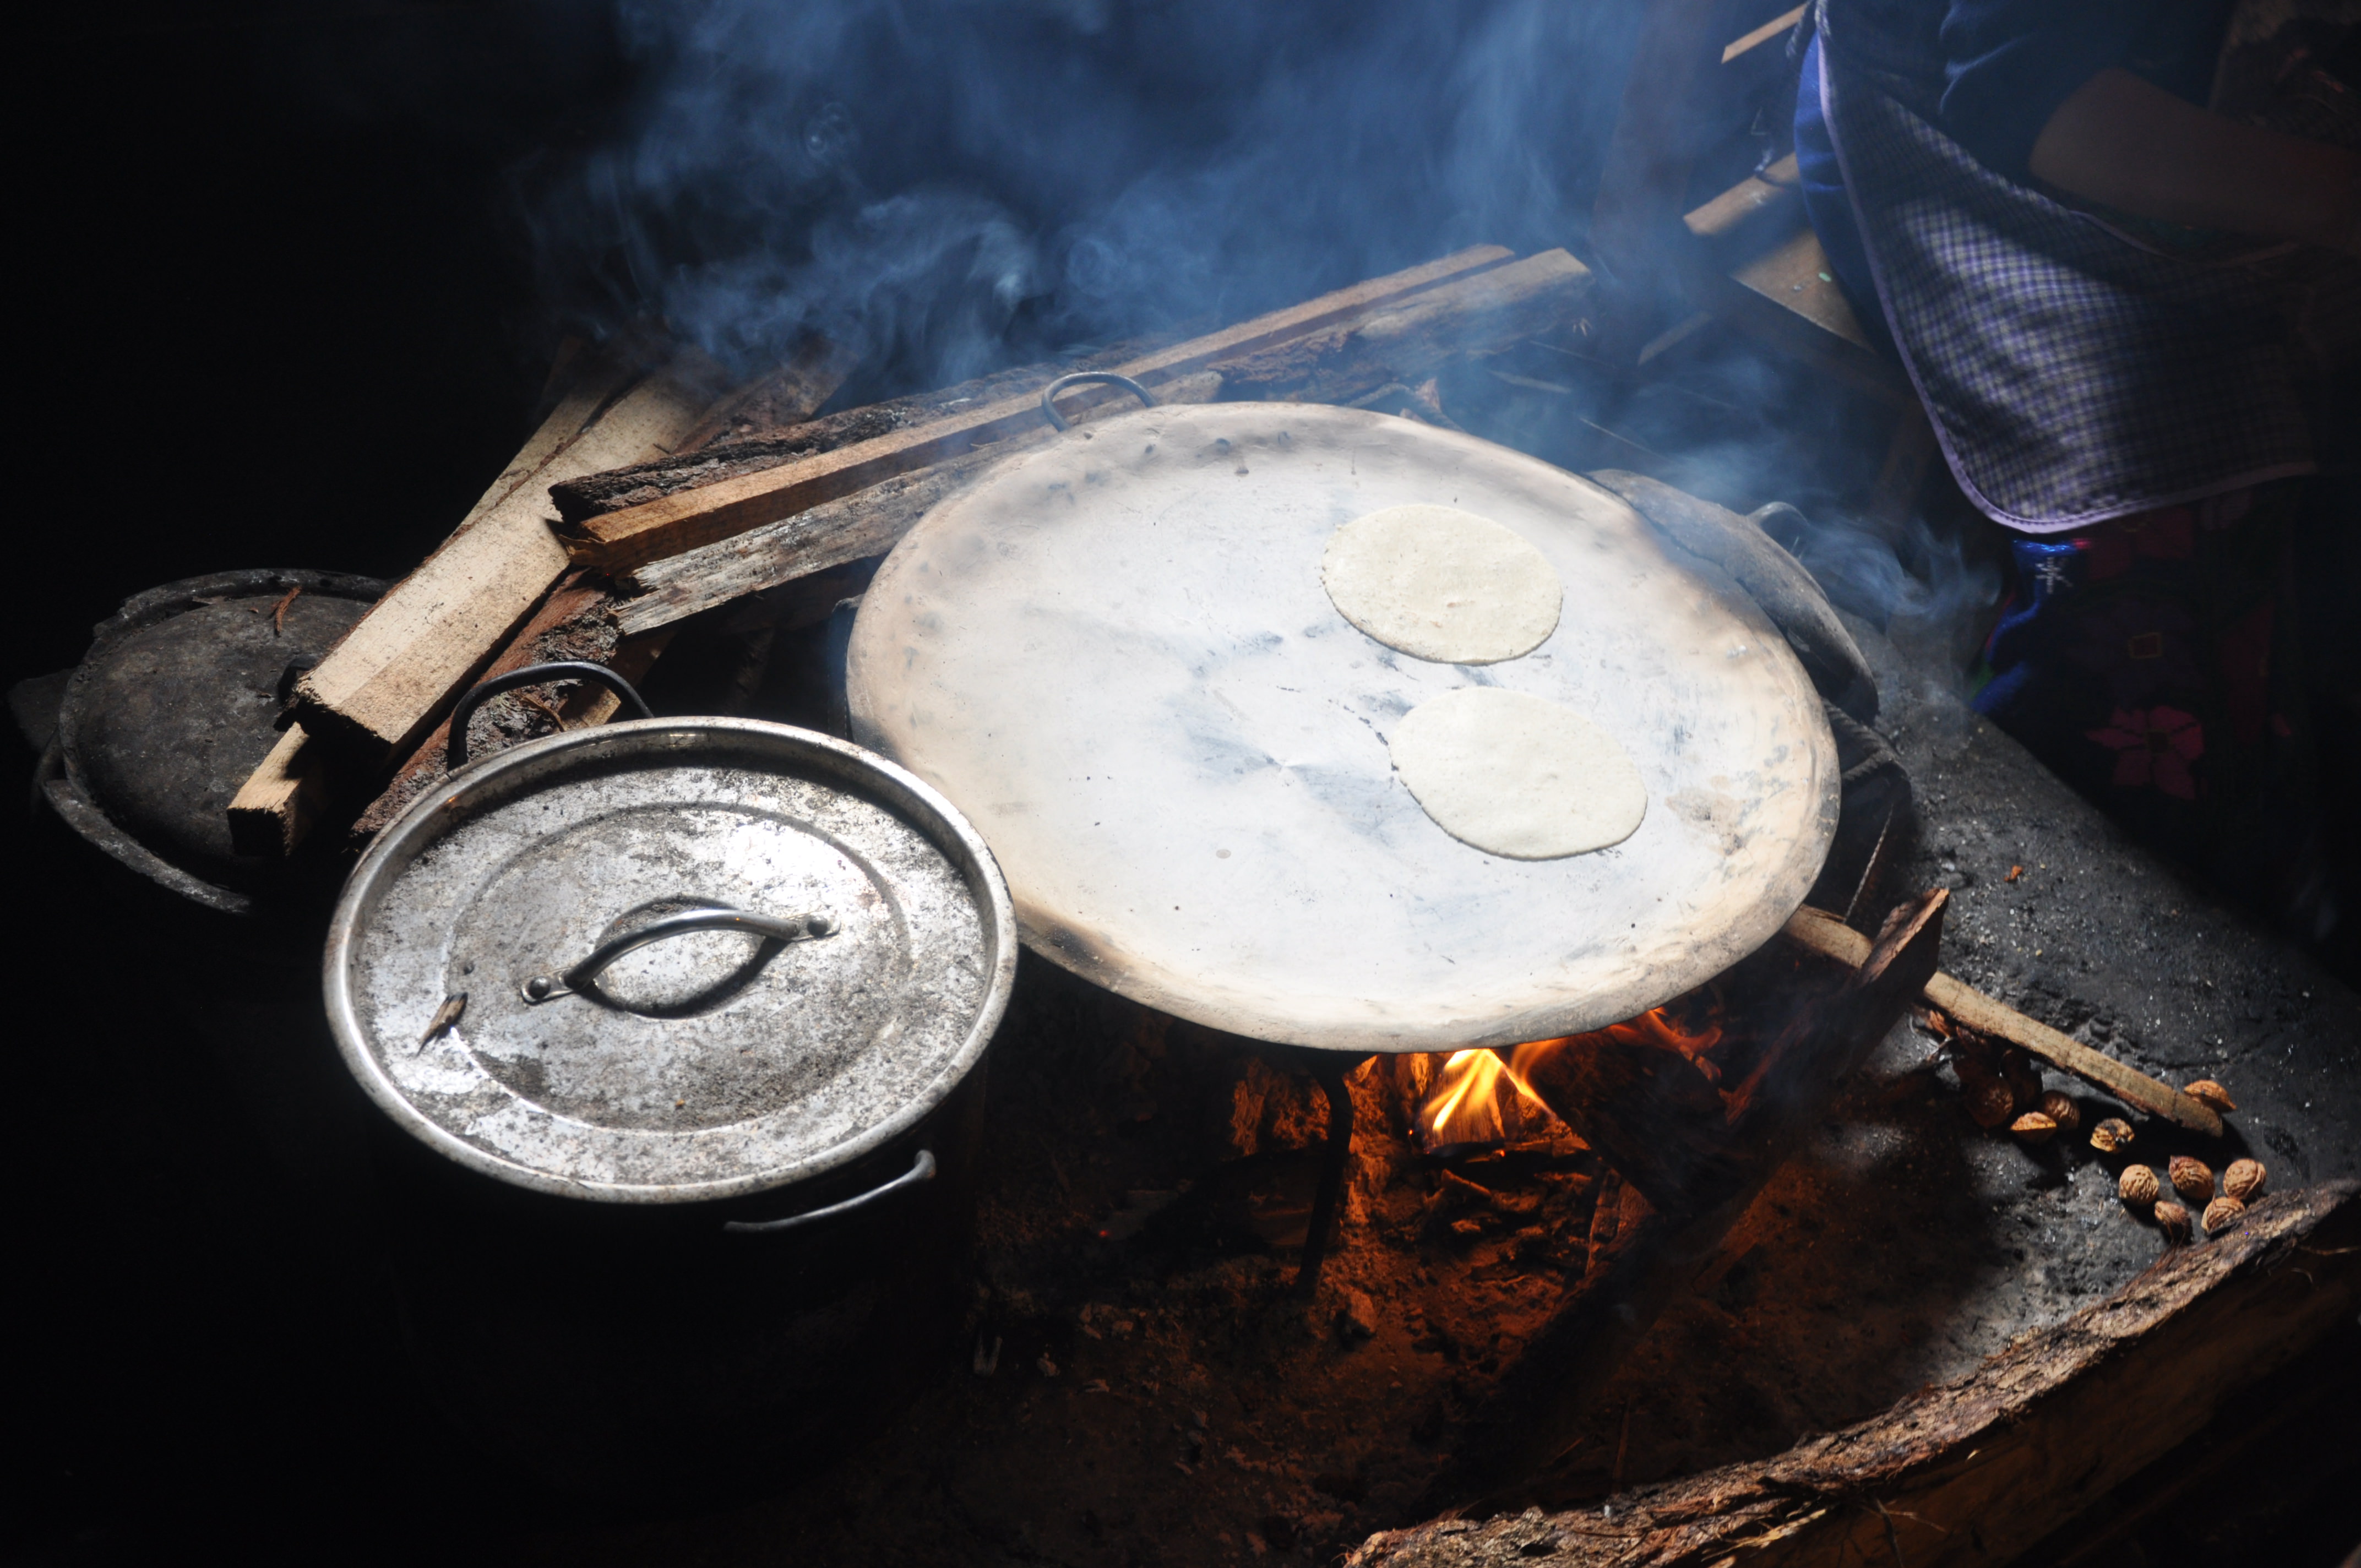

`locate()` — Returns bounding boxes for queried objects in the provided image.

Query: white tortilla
[1320,504,1562,663]
[1389,687,1647,859]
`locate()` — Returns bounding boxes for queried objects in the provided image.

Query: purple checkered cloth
[1818,34,2355,532]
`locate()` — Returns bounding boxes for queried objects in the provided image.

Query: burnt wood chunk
[1430,890,1948,1503]
[1351,1180,2361,1567]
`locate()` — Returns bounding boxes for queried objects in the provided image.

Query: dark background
[14,5,1646,1558]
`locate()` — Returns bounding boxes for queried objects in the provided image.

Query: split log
[279,347,726,764]
[1783,905,2224,1136]
[550,335,1177,524]
[554,244,1524,573]
[671,333,859,451]
[1429,890,1948,1504]
[1206,248,1596,404]
[611,368,1225,636]
[1349,1180,2361,1567]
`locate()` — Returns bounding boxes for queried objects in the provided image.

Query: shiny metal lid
[325,719,1015,1202]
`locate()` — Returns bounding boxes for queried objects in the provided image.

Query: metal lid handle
[448,660,652,771]
[521,905,836,1005]
[1038,371,1157,432]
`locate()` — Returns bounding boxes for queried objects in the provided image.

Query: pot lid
[53,569,382,910]
[326,718,1015,1202]
[847,403,1837,1053]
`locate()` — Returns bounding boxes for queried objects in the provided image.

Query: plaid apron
[1818,2,2357,933]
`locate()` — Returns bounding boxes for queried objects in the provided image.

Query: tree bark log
[1350,1180,2361,1567]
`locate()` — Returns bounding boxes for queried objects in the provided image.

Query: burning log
[1783,904,2224,1136]
[1349,1180,2361,1567]
[1429,890,1949,1504]
[554,244,1540,573]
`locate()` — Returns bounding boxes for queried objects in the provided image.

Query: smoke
[1758,499,2004,676]
[524,0,1639,391]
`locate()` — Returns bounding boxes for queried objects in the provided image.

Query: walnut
[2184,1079,2237,1113]
[2118,1165,2160,1205]
[2089,1118,2136,1154]
[2202,1195,2246,1235]
[2154,1200,2193,1243]
[2222,1158,2266,1202]
[2010,1111,2058,1142]
[1968,1078,2019,1129]
[2169,1156,2215,1204]
[2038,1091,2081,1133]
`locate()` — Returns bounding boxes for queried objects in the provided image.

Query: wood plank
[1350,1180,2360,1567]
[559,246,1519,572]
[1683,150,1801,243]
[1722,3,1805,63]
[224,724,325,858]
[285,351,723,760]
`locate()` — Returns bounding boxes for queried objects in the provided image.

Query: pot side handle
[722,1147,938,1236]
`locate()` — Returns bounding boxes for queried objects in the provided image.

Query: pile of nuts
[2112,1142,2265,1245]
[1935,1023,2260,1250]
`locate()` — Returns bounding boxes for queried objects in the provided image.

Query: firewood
[345,570,619,841]
[670,333,859,451]
[610,368,1224,636]
[556,245,1524,573]
[1432,891,1949,1501]
[1205,248,1596,405]
[550,336,1178,524]
[1348,1180,2360,1567]
[1785,904,2224,1135]
[280,348,726,765]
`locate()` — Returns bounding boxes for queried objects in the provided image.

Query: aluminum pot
[324,714,1016,1490]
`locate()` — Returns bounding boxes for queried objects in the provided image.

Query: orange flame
[1417,1001,1727,1145]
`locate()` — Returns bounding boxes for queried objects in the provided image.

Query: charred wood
[1429,891,1948,1505]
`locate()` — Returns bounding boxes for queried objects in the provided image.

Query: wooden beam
[282,350,725,763]
[558,246,1520,573]
[1783,904,2224,1136]
[1683,150,1802,245]
[1722,3,1804,64]
[1350,1181,2361,1567]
